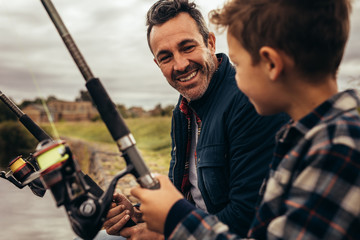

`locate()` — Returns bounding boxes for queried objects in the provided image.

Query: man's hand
[130,175,183,234]
[103,193,141,235]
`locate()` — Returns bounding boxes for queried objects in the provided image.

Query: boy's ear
[259,46,283,81]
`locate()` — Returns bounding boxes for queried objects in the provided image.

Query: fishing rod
[29,0,160,239]
[0,90,51,142]
[0,90,49,197]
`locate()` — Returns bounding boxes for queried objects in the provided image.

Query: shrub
[0,122,38,169]
[0,101,17,122]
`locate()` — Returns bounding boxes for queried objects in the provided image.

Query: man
[100,0,287,239]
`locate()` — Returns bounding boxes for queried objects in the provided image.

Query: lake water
[0,179,77,240]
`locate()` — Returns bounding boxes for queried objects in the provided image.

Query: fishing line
[28,72,60,140]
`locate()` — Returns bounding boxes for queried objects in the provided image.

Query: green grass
[40,116,172,174]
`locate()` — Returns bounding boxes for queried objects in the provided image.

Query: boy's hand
[130,175,183,234]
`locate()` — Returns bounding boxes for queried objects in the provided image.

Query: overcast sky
[1,0,360,110]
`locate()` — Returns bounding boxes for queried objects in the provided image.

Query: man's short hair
[146,0,210,52]
[210,0,352,77]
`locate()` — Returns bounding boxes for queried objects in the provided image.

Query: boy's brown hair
[210,0,352,77]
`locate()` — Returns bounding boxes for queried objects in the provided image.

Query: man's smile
[175,70,198,82]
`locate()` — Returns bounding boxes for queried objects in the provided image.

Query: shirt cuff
[164,199,196,238]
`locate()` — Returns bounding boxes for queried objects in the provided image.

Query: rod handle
[86,78,130,141]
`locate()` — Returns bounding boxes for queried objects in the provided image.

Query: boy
[131,0,360,239]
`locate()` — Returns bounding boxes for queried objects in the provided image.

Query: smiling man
[101,0,287,239]
[149,11,217,102]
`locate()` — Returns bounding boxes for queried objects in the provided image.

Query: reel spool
[8,156,34,183]
[34,140,69,171]
[33,139,88,206]
[1,154,47,197]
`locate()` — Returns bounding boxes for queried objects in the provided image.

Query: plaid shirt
[166,90,360,240]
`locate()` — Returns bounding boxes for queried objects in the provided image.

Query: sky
[0,0,360,110]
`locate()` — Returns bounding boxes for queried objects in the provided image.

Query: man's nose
[173,53,189,72]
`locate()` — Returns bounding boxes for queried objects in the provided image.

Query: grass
[40,116,172,174]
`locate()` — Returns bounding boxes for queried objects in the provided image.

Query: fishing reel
[32,139,102,239]
[32,138,148,240]
[0,154,46,197]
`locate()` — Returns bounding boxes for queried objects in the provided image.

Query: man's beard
[172,52,217,101]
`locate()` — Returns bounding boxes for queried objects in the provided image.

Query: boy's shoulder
[305,89,360,148]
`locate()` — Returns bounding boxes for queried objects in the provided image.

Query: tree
[19,97,43,109]
[117,104,129,118]
[161,104,175,116]
[0,122,37,169]
[47,95,58,102]
[0,100,17,122]
[148,104,174,117]
[75,90,93,102]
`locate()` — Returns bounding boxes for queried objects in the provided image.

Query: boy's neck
[284,75,338,122]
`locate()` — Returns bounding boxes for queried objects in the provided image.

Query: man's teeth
[178,71,197,82]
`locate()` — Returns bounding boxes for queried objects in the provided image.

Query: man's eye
[159,55,171,63]
[184,46,195,52]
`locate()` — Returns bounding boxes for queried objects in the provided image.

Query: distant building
[22,100,98,123]
[21,104,49,123]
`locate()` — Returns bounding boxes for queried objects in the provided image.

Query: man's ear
[208,32,216,54]
[259,46,283,81]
